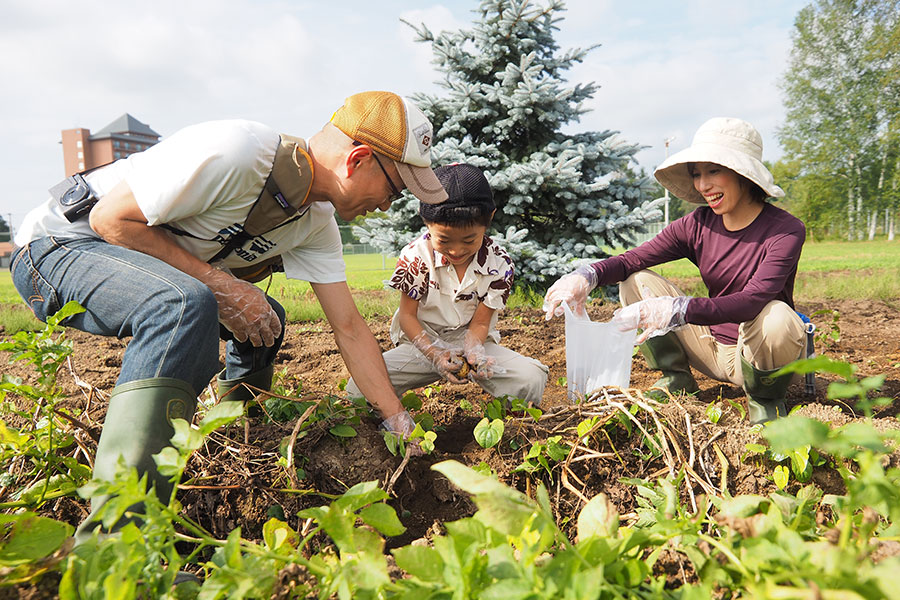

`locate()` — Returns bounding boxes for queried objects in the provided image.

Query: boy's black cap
[433,163,495,211]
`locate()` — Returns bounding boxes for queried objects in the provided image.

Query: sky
[0,0,810,233]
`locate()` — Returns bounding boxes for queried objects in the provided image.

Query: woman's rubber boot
[216,364,274,403]
[639,333,699,398]
[741,357,791,425]
[74,377,197,544]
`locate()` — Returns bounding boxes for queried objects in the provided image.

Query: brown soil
[2,297,899,594]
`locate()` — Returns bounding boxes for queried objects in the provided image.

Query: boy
[347,163,548,431]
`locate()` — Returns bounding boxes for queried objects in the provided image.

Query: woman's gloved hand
[542,265,598,320]
[200,266,282,347]
[612,295,690,344]
[411,331,467,384]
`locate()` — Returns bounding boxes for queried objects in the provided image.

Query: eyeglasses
[372,153,403,203]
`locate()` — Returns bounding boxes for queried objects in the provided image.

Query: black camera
[50,174,99,222]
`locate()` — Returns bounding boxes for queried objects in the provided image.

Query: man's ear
[346,144,372,176]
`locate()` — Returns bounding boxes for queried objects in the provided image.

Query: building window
[76,140,83,148]
[125,142,130,150]
[114,141,120,148]
[115,152,121,159]
[77,151,83,159]
[78,162,84,170]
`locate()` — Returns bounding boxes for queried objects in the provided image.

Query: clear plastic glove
[542,266,598,321]
[411,331,467,384]
[611,295,690,344]
[380,410,424,457]
[380,410,416,437]
[463,330,497,380]
[200,266,282,347]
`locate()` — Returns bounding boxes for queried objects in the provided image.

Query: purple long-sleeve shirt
[586,203,805,344]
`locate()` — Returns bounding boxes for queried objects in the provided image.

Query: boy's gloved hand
[200,266,282,347]
[542,265,598,320]
[463,331,496,380]
[411,331,467,384]
[612,295,690,344]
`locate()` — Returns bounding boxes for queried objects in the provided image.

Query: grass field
[1,239,897,331]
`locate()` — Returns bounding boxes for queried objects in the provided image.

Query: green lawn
[1,239,897,331]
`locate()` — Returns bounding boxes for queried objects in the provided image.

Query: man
[11,91,447,539]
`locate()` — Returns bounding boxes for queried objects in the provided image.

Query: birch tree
[778,0,899,240]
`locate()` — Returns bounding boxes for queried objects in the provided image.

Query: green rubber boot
[741,357,792,425]
[216,364,275,403]
[75,377,197,543]
[639,333,699,398]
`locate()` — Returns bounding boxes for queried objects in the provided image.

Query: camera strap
[162,134,315,281]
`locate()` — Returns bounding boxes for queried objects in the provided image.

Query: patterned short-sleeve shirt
[387,232,514,344]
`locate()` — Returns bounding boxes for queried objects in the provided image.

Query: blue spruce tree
[355,0,663,291]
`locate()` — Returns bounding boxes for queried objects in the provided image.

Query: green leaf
[576,417,598,439]
[744,443,767,455]
[720,495,768,518]
[763,416,830,454]
[359,504,406,537]
[0,513,73,564]
[329,424,357,438]
[577,493,619,539]
[773,465,789,490]
[262,518,298,553]
[47,301,86,326]
[334,481,388,512]
[392,545,445,582]
[546,436,569,462]
[828,381,866,399]
[774,355,855,379]
[706,404,722,424]
[197,401,243,436]
[401,390,422,410]
[474,417,504,449]
[169,419,203,453]
[0,420,29,447]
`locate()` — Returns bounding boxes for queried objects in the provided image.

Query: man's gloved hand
[380,410,424,457]
[463,330,496,380]
[542,266,598,321]
[411,331,467,384]
[612,295,690,344]
[380,410,416,437]
[200,266,282,347]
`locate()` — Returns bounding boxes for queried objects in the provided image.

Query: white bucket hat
[654,117,784,204]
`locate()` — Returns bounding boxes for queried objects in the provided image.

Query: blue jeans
[10,236,285,395]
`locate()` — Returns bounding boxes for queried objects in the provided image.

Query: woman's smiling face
[688,162,746,215]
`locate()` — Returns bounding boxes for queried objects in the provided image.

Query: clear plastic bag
[564,303,636,400]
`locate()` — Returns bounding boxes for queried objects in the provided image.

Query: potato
[455,361,470,378]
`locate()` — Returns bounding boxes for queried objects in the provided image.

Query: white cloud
[0,0,806,230]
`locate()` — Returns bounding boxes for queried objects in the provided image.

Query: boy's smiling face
[425,222,487,268]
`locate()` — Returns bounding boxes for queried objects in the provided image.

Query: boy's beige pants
[621,270,806,386]
[346,327,549,405]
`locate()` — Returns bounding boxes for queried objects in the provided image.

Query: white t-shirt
[387,232,514,345]
[16,120,345,284]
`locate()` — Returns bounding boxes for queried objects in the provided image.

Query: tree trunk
[847,156,856,241]
[855,162,865,241]
[889,208,896,242]
[868,210,877,240]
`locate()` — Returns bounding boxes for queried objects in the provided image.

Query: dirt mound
[3,298,898,555]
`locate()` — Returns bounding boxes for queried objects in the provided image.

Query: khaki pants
[620,271,806,386]
[346,328,549,405]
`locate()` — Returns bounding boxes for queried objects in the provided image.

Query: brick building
[61,114,160,176]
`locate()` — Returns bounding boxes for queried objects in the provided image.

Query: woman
[543,117,806,424]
